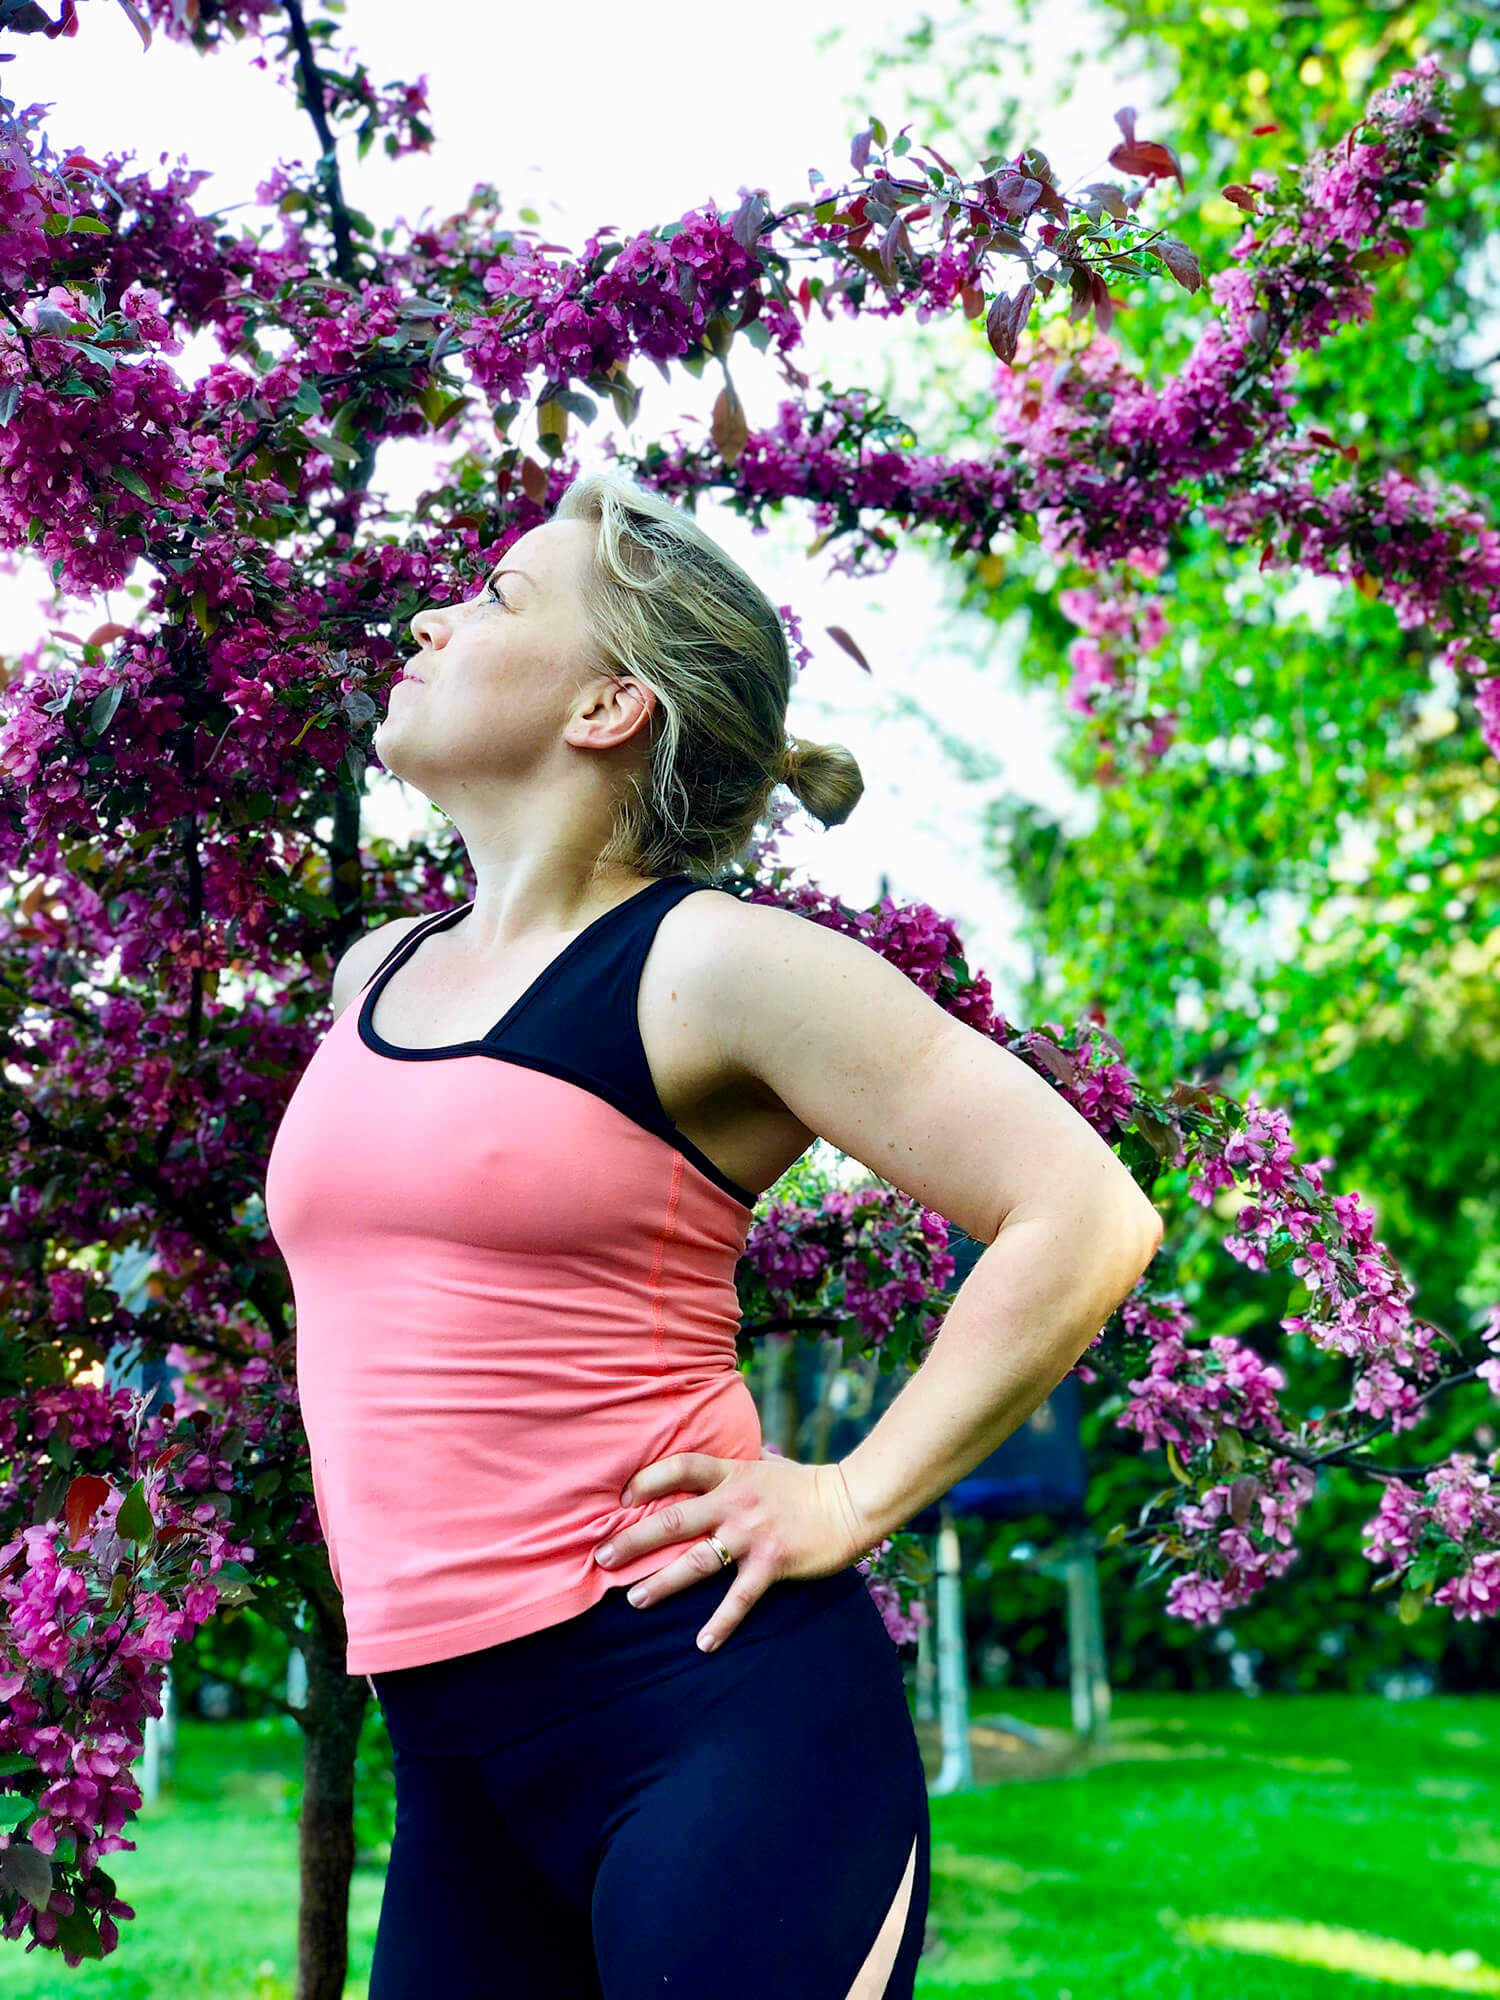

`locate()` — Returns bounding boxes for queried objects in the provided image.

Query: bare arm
[695,894,1164,1545]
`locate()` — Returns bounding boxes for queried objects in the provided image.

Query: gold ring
[705,1533,734,1568]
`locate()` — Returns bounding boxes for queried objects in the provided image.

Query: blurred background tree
[837,0,1500,1692]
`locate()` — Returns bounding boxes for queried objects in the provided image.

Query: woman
[263,470,1162,1998]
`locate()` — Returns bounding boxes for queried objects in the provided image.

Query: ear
[570,676,658,753]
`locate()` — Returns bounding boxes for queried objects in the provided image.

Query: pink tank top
[262,876,762,1674]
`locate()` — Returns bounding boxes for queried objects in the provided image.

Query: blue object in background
[795,1222,1088,1529]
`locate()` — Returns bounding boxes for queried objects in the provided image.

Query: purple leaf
[825,624,873,673]
[1108,136,1185,191]
[1228,1476,1262,1527]
[1156,237,1202,292]
[985,281,1035,365]
[990,173,1043,216]
[1077,181,1130,222]
[730,191,769,252]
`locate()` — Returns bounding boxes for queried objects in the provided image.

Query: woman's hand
[591,1451,872,1654]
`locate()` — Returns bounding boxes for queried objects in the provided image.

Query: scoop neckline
[358,874,692,1061]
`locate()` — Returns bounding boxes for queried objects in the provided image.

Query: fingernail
[696,1631,717,1653]
[595,1544,614,1566]
[627,1586,647,1606]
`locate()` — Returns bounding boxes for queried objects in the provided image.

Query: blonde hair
[551,469,864,881]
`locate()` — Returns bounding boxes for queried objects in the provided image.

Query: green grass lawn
[924,1689,1500,1996]
[2,1691,1495,1997]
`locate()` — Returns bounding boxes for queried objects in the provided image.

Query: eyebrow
[491,567,534,592]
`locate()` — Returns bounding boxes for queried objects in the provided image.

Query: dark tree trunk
[295,1594,370,2000]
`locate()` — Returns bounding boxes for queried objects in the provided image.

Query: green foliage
[966,1391,1496,1693]
[838,0,1500,1651]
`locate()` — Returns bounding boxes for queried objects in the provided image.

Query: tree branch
[282,0,357,284]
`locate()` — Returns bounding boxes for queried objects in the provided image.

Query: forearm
[837,1201,1161,1547]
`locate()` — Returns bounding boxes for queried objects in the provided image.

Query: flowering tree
[0,0,1494,1985]
[841,0,1499,1690]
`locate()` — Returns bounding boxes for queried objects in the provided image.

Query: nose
[409,605,449,651]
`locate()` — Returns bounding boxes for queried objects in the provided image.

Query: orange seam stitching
[650,1152,684,1372]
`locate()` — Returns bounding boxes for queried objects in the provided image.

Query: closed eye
[484,577,508,608]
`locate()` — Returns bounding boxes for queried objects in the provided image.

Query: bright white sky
[3,0,1155,1013]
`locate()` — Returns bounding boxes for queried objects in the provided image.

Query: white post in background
[101,1241,179,1803]
[756,1330,796,1455]
[286,1600,308,1712]
[136,1667,177,1806]
[913,1540,938,1723]
[929,1501,974,1796]
[1063,1530,1111,1743]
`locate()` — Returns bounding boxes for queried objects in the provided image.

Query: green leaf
[309,431,361,465]
[67,339,120,371]
[115,1477,154,1545]
[0,1840,52,1909]
[52,1903,104,1961]
[111,467,152,504]
[553,387,598,424]
[1216,1426,1247,1472]
[419,382,469,430]
[88,683,124,736]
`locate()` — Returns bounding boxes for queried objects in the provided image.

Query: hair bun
[777,731,864,828]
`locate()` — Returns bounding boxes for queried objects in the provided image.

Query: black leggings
[367,1562,931,1998]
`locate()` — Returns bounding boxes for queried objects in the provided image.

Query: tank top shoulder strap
[492,874,752,1206]
[356,903,469,996]
[491,874,710,1059]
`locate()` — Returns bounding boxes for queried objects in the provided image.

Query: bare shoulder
[673,886,951,1076]
[674,885,1159,1250]
[329,913,428,1023]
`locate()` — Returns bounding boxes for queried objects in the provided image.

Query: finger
[622,1452,723,1504]
[688,1566,775,1654]
[594,1494,719,1570]
[620,1536,738,1613]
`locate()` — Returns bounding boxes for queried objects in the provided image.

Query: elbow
[1106,1187,1164,1283]
[1132,1196,1165,1268]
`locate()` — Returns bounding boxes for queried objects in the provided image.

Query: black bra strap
[357,904,466,994]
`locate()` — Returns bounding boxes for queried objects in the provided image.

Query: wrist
[834,1457,889,1561]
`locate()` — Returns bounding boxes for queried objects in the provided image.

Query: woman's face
[374,516,651,815]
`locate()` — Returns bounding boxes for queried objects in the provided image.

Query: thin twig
[282,0,357,283]
[0,292,38,369]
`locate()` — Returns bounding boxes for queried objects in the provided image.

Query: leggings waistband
[369,1563,872,1761]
